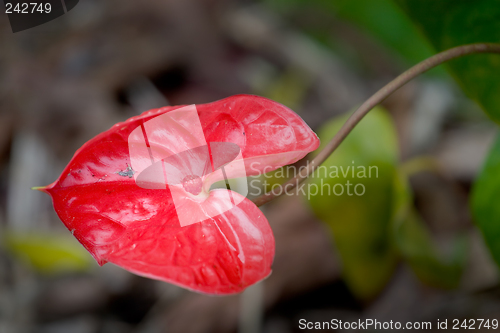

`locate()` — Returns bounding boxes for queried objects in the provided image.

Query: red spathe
[43,94,319,294]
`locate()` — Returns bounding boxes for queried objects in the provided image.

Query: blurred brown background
[0,0,499,332]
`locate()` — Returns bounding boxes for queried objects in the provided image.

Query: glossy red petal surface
[49,183,274,294]
[198,95,320,175]
[44,94,318,294]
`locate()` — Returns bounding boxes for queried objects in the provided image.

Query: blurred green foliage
[392,172,466,289]
[307,107,398,299]
[472,135,500,267]
[396,0,500,123]
[261,0,500,294]
[394,211,466,288]
[396,0,500,269]
[3,231,93,274]
[307,108,466,299]
[312,0,434,64]
[263,0,436,67]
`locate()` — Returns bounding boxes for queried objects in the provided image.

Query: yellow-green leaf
[306,107,398,300]
[3,231,93,274]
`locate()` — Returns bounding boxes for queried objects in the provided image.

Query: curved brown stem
[253,43,500,207]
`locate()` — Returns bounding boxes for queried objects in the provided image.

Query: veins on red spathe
[39,94,319,295]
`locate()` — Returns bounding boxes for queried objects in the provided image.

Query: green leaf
[392,171,466,288]
[3,231,93,274]
[306,107,398,299]
[472,133,500,266]
[318,0,435,65]
[263,0,435,66]
[396,0,500,122]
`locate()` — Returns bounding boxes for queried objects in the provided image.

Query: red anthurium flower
[40,95,319,294]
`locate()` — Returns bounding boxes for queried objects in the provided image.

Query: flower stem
[253,43,500,207]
